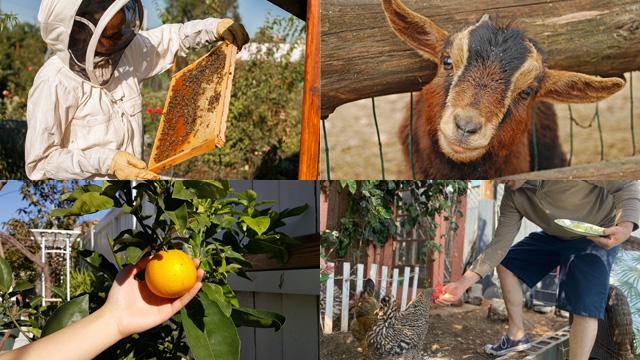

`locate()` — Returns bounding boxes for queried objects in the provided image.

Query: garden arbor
[29,229,80,306]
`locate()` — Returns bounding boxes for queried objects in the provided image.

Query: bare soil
[320,72,640,179]
[320,302,569,360]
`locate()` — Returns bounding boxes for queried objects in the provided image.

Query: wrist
[617,221,634,232]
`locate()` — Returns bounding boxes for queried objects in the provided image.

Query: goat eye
[519,88,533,100]
[443,57,453,70]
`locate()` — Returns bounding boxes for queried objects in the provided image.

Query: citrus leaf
[182,293,240,360]
[0,256,12,294]
[200,283,232,316]
[65,192,115,215]
[77,249,118,281]
[47,285,66,302]
[183,180,230,200]
[58,184,103,202]
[8,281,34,298]
[230,307,286,331]
[241,216,270,236]
[41,295,89,337]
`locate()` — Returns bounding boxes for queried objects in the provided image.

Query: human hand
[109,150,159,180]
[435,282,466,306]
[215,18,250,51]
[587,221,634,250]
[101,256,204,338]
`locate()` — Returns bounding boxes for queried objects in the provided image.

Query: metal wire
[631,73,636,156]
[595,103,604,160]
[322,118,331,180]
[568,104,574,166]
[372,98,385,179]
[531,103,538,171]
[409,92,416,180]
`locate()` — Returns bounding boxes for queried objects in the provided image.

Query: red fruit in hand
[433,284,444,302]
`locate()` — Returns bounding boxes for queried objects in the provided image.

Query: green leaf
[184,181,230,200]
[8,281,34,298]
[77,249,118,281]
[243,240,288,264]
[162,200,188,233]
[124,246,144,265]
[230,307,286,331]
[58,184,103,202]
[241,216,270,236]
[200,283,232,316]
[47,285,67,301]
[41,295,89,337]
[64,192,115,215]
[182,293,240,360]
[278,204,309,219]
[0,256,12,294]
[225,250,253,269]
[173,181,195,200]
[49,208,70,217]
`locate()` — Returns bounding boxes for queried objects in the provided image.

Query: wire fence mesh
[321,71,640,180]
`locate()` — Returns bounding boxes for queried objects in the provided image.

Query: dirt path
[320,302,569,359]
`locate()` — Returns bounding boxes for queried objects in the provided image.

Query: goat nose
[455,117,482,135]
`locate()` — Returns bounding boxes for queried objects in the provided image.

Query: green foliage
[323,181,469,259]
[611,250,640,354]
[0,13,18,32]
[152,0,241,24]
[0,21,47,120]
[48,180,307,359]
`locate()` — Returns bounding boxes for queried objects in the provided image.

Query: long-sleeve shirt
[469,180,640,278]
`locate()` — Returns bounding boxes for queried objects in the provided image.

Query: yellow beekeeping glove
[216,18,250,51]
[109,151,159,180]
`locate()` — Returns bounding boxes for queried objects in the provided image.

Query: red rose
[147,108,153,114]
[155,107,162,114]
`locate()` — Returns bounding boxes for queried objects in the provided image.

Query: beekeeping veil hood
[38,0,143,86]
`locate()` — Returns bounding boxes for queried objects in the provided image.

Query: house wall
[80,180,320,360]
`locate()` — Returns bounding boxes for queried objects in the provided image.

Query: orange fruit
[145,249,197,298]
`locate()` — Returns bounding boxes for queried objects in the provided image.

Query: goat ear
[382,0,449,63]
[537,70,625,104]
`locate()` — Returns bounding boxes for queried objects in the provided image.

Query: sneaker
[485,334,531,356]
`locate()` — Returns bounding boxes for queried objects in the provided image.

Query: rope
[372,98,385,179]
[322,118,331,180]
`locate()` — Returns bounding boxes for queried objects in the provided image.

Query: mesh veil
[68,0,143,86]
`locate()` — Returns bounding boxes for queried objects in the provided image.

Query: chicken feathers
[366,288,434,359]
[351,278,379,354]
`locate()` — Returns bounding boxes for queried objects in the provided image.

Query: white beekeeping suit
[26,0,249,180]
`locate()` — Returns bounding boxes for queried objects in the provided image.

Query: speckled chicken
[350,278,378,354]
[366,288,435,360]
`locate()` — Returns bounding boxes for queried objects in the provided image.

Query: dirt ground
[320,72,640,180]
[320,302,569,360]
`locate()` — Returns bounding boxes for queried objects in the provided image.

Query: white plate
[554,219,605,236]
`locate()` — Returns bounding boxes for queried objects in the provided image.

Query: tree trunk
[321,0,640,118]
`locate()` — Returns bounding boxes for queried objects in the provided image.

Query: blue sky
[1,0,292,37]
[0,181,109,230]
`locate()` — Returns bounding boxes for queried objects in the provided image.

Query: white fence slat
[323,263,334,334]
[412,266,419,300]
[341,262,350,332]
[401,267,410,310]
[356,264,364,294]
[391,268,399,303]
[380,266,388,296]
[370,263,377,284]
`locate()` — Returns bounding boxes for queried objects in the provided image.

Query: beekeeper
[25,0,249,179]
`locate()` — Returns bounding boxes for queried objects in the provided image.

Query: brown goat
[382,0,626,179]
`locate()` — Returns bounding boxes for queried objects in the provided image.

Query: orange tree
[1,180,307,359]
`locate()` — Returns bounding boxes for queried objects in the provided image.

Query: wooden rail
[321,0,640,118]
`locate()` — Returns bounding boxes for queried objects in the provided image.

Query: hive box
[148,42,236,173]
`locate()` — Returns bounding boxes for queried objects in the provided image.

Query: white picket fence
[322,262,420,334]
